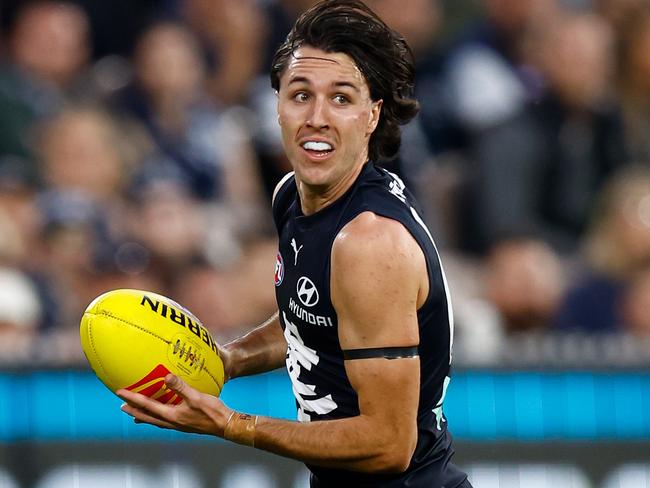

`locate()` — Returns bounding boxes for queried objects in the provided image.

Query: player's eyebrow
[333,81,360,93]
[287,77,361,93]
[287,75,312,86]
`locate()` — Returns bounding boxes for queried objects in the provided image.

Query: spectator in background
[37,108,129,204]
[126,177,209,289]
[0,267,42,362]
[0,1,92,181]
[117,21,224,201]
[0,162,40,269]
[617,6,650,163]
[596,0,647,36]
[442,0,557,141]
[485,238,566,332]
[621,263,650,337]
[0,159,43,361]
[555,166,650,334]
[35,106,134,264]
[461,11,627,332]
[0,155,51,341]
[116,21,267,234]
[180,0,268,106]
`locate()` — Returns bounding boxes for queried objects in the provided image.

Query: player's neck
[297,162,366,216]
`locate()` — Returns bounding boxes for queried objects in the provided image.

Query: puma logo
[291,238,303,266]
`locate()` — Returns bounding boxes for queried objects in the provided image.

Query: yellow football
[80,289,224,403]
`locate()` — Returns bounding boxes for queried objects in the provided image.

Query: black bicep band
[342,346,419,360]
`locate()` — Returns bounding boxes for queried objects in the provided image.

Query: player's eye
[333,94,349,105]
[293,91,309,102]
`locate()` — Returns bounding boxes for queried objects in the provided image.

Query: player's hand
[117,374,233,437]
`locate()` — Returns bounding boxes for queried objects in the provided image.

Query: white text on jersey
[288,297,334,327]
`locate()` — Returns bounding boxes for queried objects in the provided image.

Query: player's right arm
[220,311,286,381]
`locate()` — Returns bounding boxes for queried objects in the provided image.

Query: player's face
[277,46,382,197]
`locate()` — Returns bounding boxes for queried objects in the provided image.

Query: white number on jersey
[283,312,338,421]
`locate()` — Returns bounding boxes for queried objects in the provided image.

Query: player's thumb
[164,374,188,399]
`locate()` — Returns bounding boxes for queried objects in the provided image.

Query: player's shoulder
[337,211,406,239]
[331,211,426,310]
[333,211,421,266]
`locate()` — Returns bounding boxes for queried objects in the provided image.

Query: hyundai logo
[296,276,319,307]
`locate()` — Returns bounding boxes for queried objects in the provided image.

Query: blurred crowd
[1,0,650,365]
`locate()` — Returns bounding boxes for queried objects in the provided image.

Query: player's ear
[275,91,282,126]
[367,99,382,135]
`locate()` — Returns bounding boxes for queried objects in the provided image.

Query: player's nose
[306,96,329,129]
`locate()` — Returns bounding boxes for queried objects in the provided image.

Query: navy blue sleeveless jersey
[272,162,469,488]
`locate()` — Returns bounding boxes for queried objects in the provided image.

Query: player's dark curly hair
[270,0,419,162]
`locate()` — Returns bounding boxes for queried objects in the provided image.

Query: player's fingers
[164,374,190,400]
[121,403,176,430]
[116,388,148,407]
[116,389,171,418]
[120,399,170,424]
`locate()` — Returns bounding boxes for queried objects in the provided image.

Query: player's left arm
[118,212,428,473]
[325,211,427,469]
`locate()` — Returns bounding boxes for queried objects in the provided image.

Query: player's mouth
[300,140,335,161]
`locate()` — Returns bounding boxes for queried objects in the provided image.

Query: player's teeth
[303,141,332,151]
